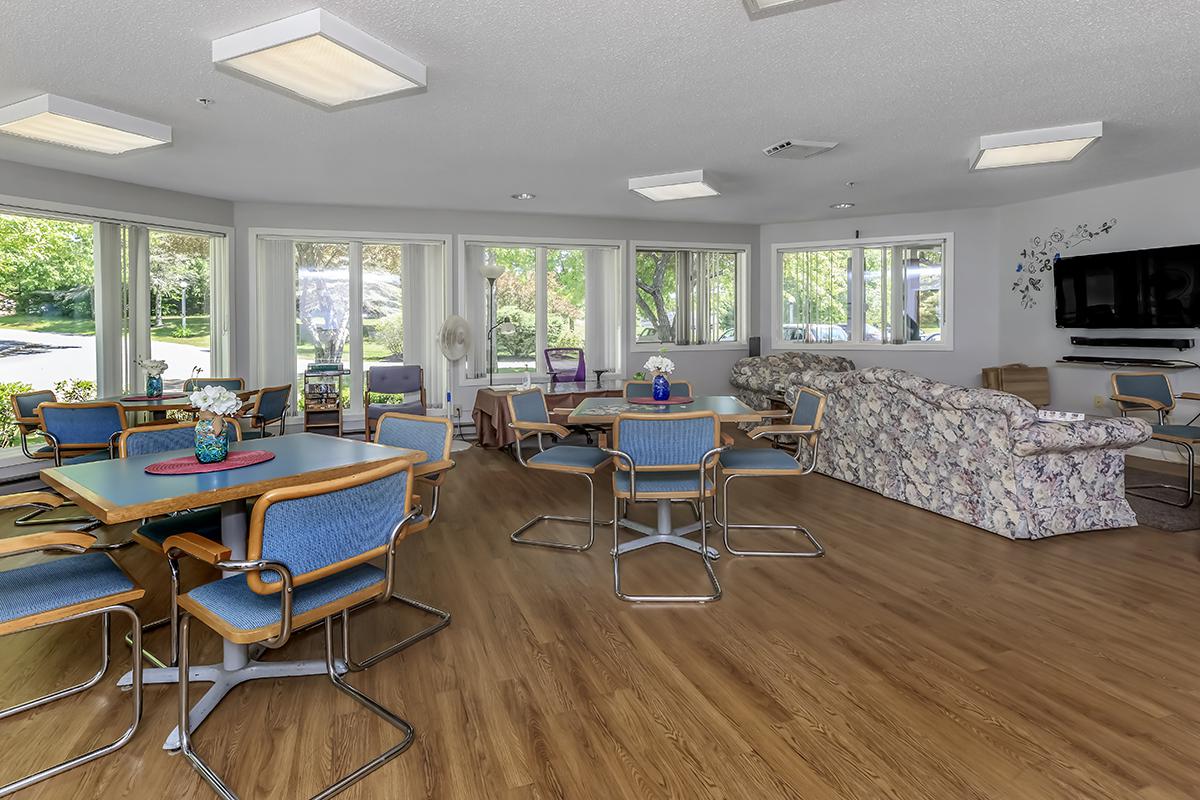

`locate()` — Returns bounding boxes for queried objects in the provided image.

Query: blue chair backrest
[12,390,54,421]
[509,389,549,424]
[38,403,124,447]
[122,421,241,458]
[1113,373,1174,412]
[624,380,693,400]
[185,377,244,392]
[248,461,412,593]
[791,388,826,428]
[375,414,450,466]
[255,385,291,421]
[613,411,719,470]
[367,366,422,395]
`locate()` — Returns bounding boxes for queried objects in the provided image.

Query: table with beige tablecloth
[472,385,622,448]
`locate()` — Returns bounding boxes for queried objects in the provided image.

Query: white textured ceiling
[2,0,1199,224]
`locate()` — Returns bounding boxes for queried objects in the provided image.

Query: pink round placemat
[123,392,187,402]
[145,449,275,475]
[626,396,695,406]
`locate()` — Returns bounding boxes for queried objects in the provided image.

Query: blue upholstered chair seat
[528,446,610,472]
[183,563,385,633]
[719,448,804,473]
[367,402,426,420]
[136,507,222,546]
[614,470,714,496]
[239,429,272,440]
[62,450,112,465]
[1152,424,1200,442]
[0,552,135,625]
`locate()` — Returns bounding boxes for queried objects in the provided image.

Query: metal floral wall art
[1012,218,1117,308]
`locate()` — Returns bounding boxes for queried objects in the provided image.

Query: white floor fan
[439,314,474,452]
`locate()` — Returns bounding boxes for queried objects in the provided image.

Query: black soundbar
[1070,335,1194,351]
[1060,355,1184,367]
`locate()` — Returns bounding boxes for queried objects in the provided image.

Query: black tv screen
[1054,243,1200,328]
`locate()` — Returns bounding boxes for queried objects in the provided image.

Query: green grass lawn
[0,314,212,347]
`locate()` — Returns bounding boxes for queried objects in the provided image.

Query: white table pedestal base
[615,499,720,559]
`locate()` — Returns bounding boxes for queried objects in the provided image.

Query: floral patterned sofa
[730,351,856,413]
[783,367,1151,539]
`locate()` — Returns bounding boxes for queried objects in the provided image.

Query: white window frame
[456,234,625,387]
[770,232,954,352]
[629,240,750,353]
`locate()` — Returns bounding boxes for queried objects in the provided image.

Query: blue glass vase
[652,373,671,402]
[146,374,163,398]
[194,416,229,464]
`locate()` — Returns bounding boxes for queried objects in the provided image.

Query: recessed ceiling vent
[763,139,839,159]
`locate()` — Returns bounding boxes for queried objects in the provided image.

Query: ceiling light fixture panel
[743,0,849,20]
[0,94,171,155]
[212,8,427,108]
[629,170,720,202]
[970,122,1102,171]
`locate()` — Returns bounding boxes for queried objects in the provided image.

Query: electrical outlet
[1093,395,1105,408]
[453,404,462,420]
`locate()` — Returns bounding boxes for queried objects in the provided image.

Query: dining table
[99,388,257,420]
[40,433,423,751]
[566,394,767,561]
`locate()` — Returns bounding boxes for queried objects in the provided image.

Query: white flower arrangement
[137,358,168,377]
[642,354,675,375]
[189,385,242,417]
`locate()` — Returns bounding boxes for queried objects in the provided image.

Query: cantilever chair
[1111,372,1200,507]
[364,366,426,441]
[622,379,694,400]
[605,410,727,603]
[0,530,143,796]
[506,388,612,551]
[118,421,241,667]
[182,377,245,392]
[10,389,56,460]
[166,458,422,799]
[36,401,126,466]
[240,383,291,440]
[716,387,827,557]
[545,347,585,387]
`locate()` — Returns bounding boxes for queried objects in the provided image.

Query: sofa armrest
[1011,417,1151,457]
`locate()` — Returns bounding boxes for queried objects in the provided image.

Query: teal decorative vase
[146,374,163,398]
[194,416,228,464]
[652,373,671,401]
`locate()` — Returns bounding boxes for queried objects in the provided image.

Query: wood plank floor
[4,436,1200,799]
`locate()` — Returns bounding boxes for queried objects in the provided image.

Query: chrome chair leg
[611,496,722,604]
[510,472,604,551]
[340,594,452,673]
[0,605,142,798]
[124,554,183,668]
[1126,441,1196,508]
[13,502,96,527]
[718,474,824,557]
[176,614,414,800]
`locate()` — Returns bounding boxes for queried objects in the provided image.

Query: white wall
[231,201,759,410]
[758,208,1001,387]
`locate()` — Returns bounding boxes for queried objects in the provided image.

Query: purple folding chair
[364,365,426,441]
[545,348,585,387]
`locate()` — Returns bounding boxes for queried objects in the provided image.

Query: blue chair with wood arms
[240,383,291,440]
[364,365,427,441]
[35,401,125,467]
[9,389,56,461]
[506,388,612,551]
[1111,371,1200,507]
[117,421,241,667]
[604,410,726,603]
[166,458,422,798]
[623,379,693,400]
[0,530,144,796]
[715,387,827,557]
[183,377,245,392]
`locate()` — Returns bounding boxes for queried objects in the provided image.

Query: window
[463,240,621,381]
[775,236,950,348]
[634,246,746,346]
[148,229,219,383]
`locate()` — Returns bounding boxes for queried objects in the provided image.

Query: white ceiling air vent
[763,139,839,160]
[744,0,850,20]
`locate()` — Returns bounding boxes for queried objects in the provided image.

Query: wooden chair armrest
[414,459,455,478]
[1111,394,1167,410]
[163,533,232,564]
[748,424,816,440]
[0,530,97,558]
[758,409,792,419]
[510,421,570,438]
[550,407,576,417]
[721,432,735,446]
[1178,392,1200,402]
[599,432,608,449]
[0,491,64,510]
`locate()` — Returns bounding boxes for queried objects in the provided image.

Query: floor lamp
[479,258,506,385]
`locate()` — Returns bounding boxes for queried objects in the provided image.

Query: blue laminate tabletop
[566,395,762,425]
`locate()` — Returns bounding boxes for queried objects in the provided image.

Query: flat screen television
[1054,243,1200,328]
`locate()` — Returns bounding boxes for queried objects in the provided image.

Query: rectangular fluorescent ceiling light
[971,122,1103,171]
[743,0,849,19]
[212,8,427,108]
[629,170,720,202]
[0,94,170,155]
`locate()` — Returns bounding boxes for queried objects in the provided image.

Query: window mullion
[850,247,864,345]
[348,241,364,411]
[535,247,548,375]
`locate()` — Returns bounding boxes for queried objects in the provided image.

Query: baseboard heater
[1070,336,1195,351]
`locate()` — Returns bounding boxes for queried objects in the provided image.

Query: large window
[634,246,745,346]
[148,230,218,383]
[463,240,620,381]
[775,236,950,348]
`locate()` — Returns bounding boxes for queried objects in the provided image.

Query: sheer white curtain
[255,238,298,390]
[124,225,152,392]
[92,222,124,396]
[585,247,622,375]
[463,244,489,380]
[402,243,446,407]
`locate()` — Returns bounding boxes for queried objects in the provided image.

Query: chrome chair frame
[169,505,421,799]
[510,429,605,551]
[4,489,98,530]
[1112,373,1199,508]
